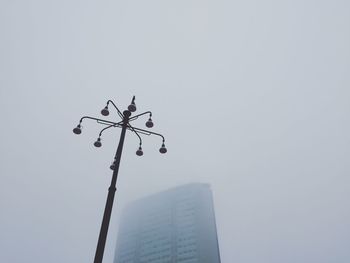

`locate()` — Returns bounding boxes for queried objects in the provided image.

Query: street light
[72,96,167,263]
[128,96,137,112]
[145,113,154,128]
[93,137,102,148]
[72,124,82,134]
[136,145,144,156]
[101,106,109,116]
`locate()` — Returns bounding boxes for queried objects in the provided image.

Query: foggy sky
[1,0,349,262]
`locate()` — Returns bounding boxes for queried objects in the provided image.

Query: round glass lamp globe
[146,120,154,128]
[128,103,136,112]
[159,146,167,154]
[73,126,82,134]
[94,140,102,147]
[101,107,109,116]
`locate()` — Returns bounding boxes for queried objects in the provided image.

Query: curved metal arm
[79,116,119,126]
[127,124,142,146]
[107,100,124,119]
[98,123,122,137]
[129,111,152,122]
[129,126,165,142]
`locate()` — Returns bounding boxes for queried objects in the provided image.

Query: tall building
[114,183,221,263]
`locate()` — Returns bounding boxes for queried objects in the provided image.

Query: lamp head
[128,103,136,112]
[145,118,154,128]
[110,160,116,170]
[94,137,102,147]
[128,96,136,112]
[136,146,143,156]
[101,106,109,116]
[73,125,82,135]
[123,110,131,118]
[159,143,167,154]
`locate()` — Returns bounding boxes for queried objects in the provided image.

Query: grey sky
[1,0,349,262]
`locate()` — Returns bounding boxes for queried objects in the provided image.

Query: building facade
[114,183,221,263]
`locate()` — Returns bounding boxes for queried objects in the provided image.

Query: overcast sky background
[1,0,349,262]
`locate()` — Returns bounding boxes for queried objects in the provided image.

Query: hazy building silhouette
[113,183,221,263]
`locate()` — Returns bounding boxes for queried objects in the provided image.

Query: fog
[1,0,349,262]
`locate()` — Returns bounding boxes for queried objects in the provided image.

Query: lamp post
[72,96,167,263]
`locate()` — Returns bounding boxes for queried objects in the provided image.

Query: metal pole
[93,110,130,263]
